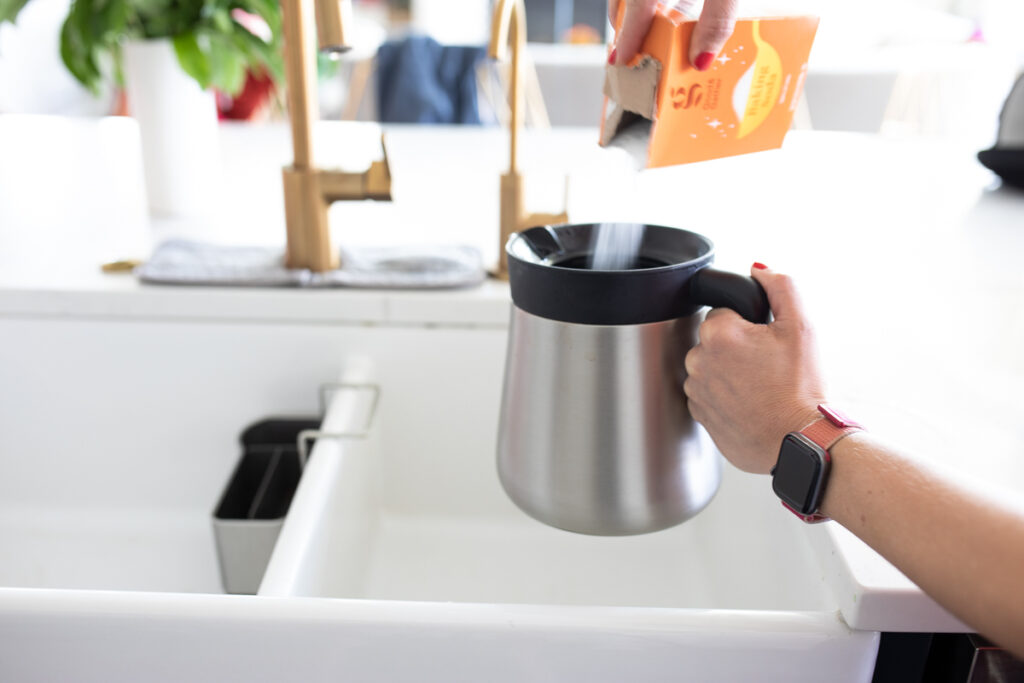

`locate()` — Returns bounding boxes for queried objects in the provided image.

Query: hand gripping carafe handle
[688,267,771,323]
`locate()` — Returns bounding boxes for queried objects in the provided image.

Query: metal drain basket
[212,384,378,594]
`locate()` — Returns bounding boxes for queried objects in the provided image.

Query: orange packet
[600,7,819,167]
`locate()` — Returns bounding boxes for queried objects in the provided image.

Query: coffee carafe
[497,223,771,536]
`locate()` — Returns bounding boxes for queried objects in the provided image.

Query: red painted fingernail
[694,51,714,71]
[608,47,618,65]
[753,262,768,270]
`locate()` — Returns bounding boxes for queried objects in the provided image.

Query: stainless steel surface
[497,307,721,535]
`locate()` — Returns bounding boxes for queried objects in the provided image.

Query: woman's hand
[608,0,739,71]
[685,266,1024,660]
[683,264,826,473]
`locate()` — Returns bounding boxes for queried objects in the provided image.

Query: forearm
[684,265,1024,655]
[821,433,1024,658]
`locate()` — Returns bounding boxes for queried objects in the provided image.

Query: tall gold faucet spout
[488,0,568,279]
[315,0,352,53]
[489,0,531,279]
[281,0,391,273]
[488,0,526,174]
[489,0,525,61]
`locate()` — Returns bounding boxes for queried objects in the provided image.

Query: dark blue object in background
[375,35,485,124]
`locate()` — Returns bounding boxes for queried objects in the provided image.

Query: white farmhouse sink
[0,505,220,593]
[256,357,878,682]
[266,372,835,613]
[0,315,878,681]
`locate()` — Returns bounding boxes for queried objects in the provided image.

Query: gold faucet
[280,0,392,272]
[489,0,569,278]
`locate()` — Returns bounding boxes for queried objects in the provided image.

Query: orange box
[600,7,819,167]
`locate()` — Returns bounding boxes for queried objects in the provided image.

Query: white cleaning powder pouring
[589,222,646,270]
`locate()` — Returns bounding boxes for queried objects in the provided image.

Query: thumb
[750,264,807,324]
[613,0,658,65]
[688,0,738,70]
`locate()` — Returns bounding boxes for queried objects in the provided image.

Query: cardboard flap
[600,56,661,159]
[603,56,662,121]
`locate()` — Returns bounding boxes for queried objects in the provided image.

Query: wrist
[788,404,825,433]
[776,403,824,447]
[771,403,864,522]
[817,430,868,520]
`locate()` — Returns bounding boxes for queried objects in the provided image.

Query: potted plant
[2,0,283,217]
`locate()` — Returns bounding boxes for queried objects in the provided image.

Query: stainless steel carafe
[497,223,770,536]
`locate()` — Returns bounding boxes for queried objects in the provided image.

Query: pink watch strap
[802,418,861,453]
[781,501,830,523]
[784,404,864,523]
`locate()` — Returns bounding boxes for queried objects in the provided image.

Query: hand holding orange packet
[601,5,819,167]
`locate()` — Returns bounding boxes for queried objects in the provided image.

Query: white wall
[0,0,114,115]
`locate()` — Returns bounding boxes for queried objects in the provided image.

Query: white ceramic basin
[266,385,835,613]
[0,317,878,681]
[256,357,878,682]
[0,506,219,593]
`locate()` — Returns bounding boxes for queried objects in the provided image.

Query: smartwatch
[771,404,863,523]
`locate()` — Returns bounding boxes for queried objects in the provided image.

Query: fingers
[683,378,708,421]
[611,0,658,65]
[612,0,738,71]
[688,0,739,70]
[702,307,739,324]
[749,264,808,325]
[688,309,742,379]
[682,351,713,428]
[699,306,745,345]
[683,343,699,376]
[671,0,701,19]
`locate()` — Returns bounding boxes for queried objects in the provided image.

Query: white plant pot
[122,38,222,218]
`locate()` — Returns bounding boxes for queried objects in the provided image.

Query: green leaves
[166,0,282,95]
[202,28,248,95]
[59,0,113,93]
[0,0,32,26]
[227,16,283,82]
[45,0,282,96]
[136,0,203,39]
[172,30,211,88]
[174,19,268,96]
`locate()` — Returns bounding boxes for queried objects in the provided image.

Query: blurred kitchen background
[1,0,1021,152]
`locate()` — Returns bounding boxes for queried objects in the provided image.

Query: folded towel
[317,245,486,288]
[135,239,487,289]
[133,240,303,287]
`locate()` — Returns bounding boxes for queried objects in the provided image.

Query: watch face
[772,434,827,515]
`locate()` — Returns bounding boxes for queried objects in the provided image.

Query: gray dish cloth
[135,239,487,289]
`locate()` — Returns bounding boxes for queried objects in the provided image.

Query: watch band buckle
[780,501,831,523]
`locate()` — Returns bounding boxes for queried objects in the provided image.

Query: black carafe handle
[688,267,771,324]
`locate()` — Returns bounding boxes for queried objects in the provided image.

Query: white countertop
[2,114,1023,632]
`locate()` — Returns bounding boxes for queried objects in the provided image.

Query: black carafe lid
[506,223,715,325]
